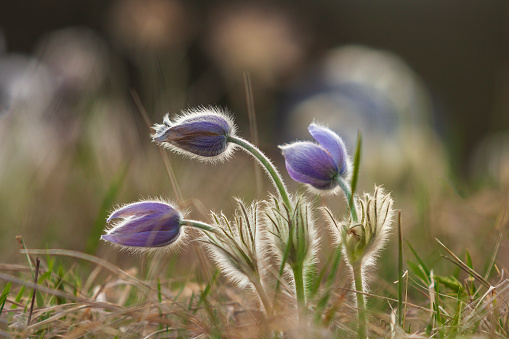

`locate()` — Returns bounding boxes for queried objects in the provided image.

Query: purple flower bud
[152,108,237,161]
[280,123,351,191]
[102,200,182,249]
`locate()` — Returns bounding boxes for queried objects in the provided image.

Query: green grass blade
[483,233,502,281]
[397,210,404,327]
[466,249,473,269]
[406,261,429,284]
[349,132,362,205]
[86,164,128,254]
[436,238,490,289]
[13,285,24,310]
[0,283,11,316]
[406,240,430,284]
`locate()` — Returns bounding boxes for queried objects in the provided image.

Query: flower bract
[342,186,394,266]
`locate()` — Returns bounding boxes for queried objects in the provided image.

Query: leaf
[86,164,128,254]
[0,283,11,316]
[407,260,429,285]
[349,132,362,203]
[436,238,490,289]
[466,249,473,270]
[433,275,463,294]
[406,241,430,284]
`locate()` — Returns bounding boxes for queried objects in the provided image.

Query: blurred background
[0,0,508,275]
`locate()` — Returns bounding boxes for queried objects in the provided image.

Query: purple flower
[280,123,351,191]
[152,108,237,161]
[102,200,182,249]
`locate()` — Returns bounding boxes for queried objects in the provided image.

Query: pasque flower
[280,123,351,191]
[152,107,237,161]
[102,200,182,249]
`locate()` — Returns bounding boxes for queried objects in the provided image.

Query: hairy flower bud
[152,107,237,161]
[102,200,183,250]
[280,123,351,192]
[342,186,394,266]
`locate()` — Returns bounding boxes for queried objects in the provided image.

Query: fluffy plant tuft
[262,195,319,306]
[201,199,273,314]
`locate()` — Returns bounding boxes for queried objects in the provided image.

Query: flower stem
[352,263,367,339]
[229,135,292,210]
[293,263,306,316]
[251,277,273,316]
[181,220,215,233]
[337,177,358,223]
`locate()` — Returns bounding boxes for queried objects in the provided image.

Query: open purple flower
[152,108,237,161]
[280,123,351,191]
[102,200,182,249]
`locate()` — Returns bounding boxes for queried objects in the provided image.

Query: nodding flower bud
[152,107,237,161]
[279,123,351,192]
[102,200,183,250]
[342,186,394,266]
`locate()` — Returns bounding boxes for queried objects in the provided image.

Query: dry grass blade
[435,238,491,289]
[27,257,40,326]
[334,287,440,316]
[131,89,183,201]
[0,272,123,312]
[20,249,169,299]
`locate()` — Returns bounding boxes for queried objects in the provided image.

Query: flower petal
[107,201,173,222]
[180,114,232,133]
[108,213,181,235]
[308,123,349,175]
[102,227,180,247]
[280,141,338,189]
[285,160,337,190]
[168,121,228,157]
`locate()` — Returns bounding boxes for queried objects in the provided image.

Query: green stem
[337,177,358,223]
[397,211,404,327]
[293,263,306,316]
[251,277,273,317]
[229,135,292,210]
[352,263,367,339]
[181,220,215,233]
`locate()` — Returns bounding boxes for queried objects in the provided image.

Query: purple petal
[170,123,228,156]
[285,161,337,189]
[108,202,173,222]
[308,123,349,174]
[181,114,231,133]
[102,227,180,247]
[109,213,181,235]
[280,141,338,189]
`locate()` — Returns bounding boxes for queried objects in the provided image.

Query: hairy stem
[181,220,215,233]
[337,177,358,223]
[251,277,273,317]
[352,263,367,339]
[293,263,306,316]
[229,136,292,210]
